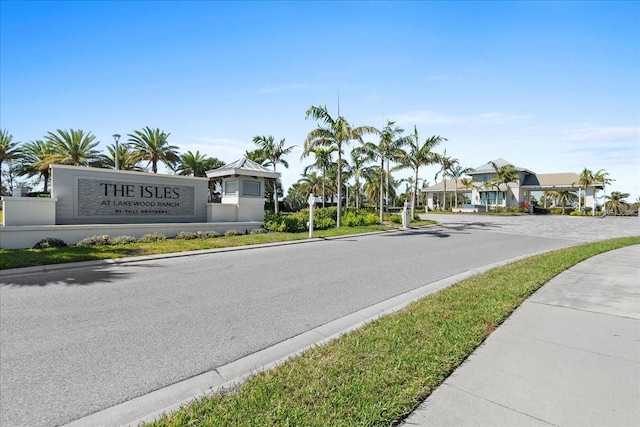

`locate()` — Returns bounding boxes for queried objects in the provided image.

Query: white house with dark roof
[424,158,604,212]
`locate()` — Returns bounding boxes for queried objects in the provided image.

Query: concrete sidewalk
[403,244,640,427]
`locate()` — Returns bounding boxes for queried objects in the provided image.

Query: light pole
[112,134,121,170]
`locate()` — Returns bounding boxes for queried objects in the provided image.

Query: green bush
[342,212,364,227]
[109,235,137,245]
[570,210,584,216]
[224,229,244,237]
[550,208,566,215]
[314,217,336,230]
[33,237,67,249]
[389,214,402,224]
[76,235,110,247]
[138,233,167,242]
[264,213,307,232]
[250,228,269,234]
[364,213,380,225]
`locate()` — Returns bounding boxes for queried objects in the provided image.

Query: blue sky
[1,1,639,201]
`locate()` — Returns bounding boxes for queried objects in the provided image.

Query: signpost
[308,192,315,238]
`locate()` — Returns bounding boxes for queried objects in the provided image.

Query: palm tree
[363,166,399,209]
[203,157,225,171]
[0,129,21,195]
[296,171,325,202]
[303,147,336,208]
[176,150,212,177]
[552,190,578,214]
[45,129,104,167]
[574,168,594,212]
[356,121,410,222]
[128,127,179,173]
[488,161,519,209]
[244,148,265,163]
[284,182,308,211]
[16,140,55,193]
[304,105,376,227]
[604,191,629,216]
[449,164,473,209]
[434,150,459,210]
[253,135,295,214]
[105,143,143,171]
[396,126,445,218]
[592,169,613,215]
[348,149,373,209]
[362,166,384,209]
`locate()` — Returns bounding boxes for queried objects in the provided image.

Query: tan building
[424,158,604,212]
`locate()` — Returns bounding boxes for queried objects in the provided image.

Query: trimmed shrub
[389,214,402,224]
[570,210,584,216]
[109,235,137,245]
[76,235,110,247]
[199,231,221,238]
[265,214,307,232]
[363,213,380,225]
[175,231,198,240]
[250,227,269,234]
[138,233,167,242]
[224,229,244,237]
[314,217,336,230]
[33,237,67,249]
[342,212,364,227]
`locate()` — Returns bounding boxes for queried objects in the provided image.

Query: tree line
[1,104,635,217]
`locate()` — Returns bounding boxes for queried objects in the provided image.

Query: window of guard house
[243,180,261,196]
[225,180,237,195]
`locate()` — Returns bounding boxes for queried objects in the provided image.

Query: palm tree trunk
[454,179,459,208]
[442,179,446,211]
[43,171,50,193]
[411,169,418,218]
[273,166,279,215]
[385,158,389,213]
[336,151,342,227]
[322,176,326,209]
[379,159,384,223]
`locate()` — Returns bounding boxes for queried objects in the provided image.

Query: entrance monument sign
[0,158,279,248]
[51,165,208,224]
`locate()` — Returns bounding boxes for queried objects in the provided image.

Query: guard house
[206,157,280,223]
[424,158,605,212]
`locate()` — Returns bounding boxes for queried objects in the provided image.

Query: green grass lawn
[147,236,640,427]
[0,221,435,270]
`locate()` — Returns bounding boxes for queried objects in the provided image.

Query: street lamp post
[112,134,121,170]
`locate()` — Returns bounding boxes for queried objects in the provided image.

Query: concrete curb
[0,227,420,278]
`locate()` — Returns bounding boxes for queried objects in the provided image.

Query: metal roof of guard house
[205,157,280,179]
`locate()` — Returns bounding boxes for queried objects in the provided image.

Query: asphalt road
[1,214,638,426]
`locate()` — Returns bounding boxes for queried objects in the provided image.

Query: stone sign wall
[51,165,209,224]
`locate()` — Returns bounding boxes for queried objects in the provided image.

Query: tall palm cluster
[291,105,450,225]
[0,127,225,195]
[4,115,629,220]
